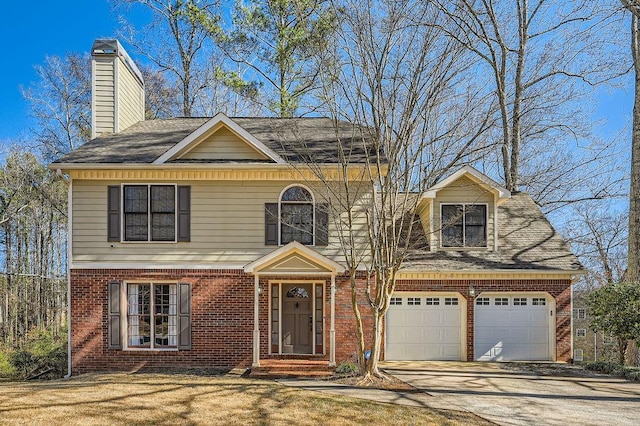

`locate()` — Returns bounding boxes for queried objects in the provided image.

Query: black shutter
[107,186,121,242]
[315,203,329,246]
[265,203,278,245]
[178,282,192,350]
[177,186,191,242]
[108,281,122,349]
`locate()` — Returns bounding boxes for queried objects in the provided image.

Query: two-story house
[51,40,583,374]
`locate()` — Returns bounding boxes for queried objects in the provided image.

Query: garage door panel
[475,295,551,361]
[386,294,463,361]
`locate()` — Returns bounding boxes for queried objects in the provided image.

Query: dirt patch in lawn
[0,373,491,425]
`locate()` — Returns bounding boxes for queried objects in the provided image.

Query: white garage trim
[385,292,467,361]
[474,292,555,361]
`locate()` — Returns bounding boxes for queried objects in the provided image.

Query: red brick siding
[70,270,572,373]
[70,269,255,373]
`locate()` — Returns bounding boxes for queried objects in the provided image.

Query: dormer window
[441,204,487,248]
[280,185,314,245]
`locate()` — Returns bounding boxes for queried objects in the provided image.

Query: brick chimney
[91,39,145,138]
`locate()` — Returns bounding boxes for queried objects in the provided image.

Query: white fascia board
[244,241,346,274]
[423,165,511,200]
[153,112,286,165]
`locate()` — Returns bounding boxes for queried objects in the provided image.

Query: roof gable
[178,126,270,161]
[424,165,510,203]
[154,113,285,164]
[244,241,346,275]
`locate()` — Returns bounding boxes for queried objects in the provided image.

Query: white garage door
[474,295,551,361]
[386,294,462,361]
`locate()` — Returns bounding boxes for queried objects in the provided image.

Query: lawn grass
[0,373,489,425]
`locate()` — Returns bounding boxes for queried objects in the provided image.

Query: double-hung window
[123,185,176,242]
[441,204,487,247]
[127,283,177,349]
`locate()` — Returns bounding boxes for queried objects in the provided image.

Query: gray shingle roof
[53,117,375,164]
[402,192,583,272]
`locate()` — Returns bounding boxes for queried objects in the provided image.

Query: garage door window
[407,297,421,305]
[476,297,490,306]
[390,297,402,305]
[425,297,440,305]
[495,297,509,306]
[444,297,459,306]
[514,297,527,306]
[532,298,546,306]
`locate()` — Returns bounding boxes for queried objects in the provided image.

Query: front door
[282,284,312,354]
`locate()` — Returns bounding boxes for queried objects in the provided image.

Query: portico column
[330,274,336,366]
[252,274,260,367]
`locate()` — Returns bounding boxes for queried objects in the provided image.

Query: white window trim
[122,280,179,351]
[576,328,587,337]
[121,183,178,243]
[576,308,586,320]
[440,203,489,248]
[278,184,316,246]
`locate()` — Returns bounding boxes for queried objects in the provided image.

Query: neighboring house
[572,289,617,363]
[51,40,584,374]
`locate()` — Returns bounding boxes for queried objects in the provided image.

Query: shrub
[585,361,618,374]
[6,327,67,380]
[335,361,359,375]
[0,350,16,378]
[621,367,640,382]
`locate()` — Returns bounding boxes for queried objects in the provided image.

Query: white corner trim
[153,113,286,165]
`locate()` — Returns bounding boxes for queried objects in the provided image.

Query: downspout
[57,169,72,379]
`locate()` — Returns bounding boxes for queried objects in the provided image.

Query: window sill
[123,347,179,352]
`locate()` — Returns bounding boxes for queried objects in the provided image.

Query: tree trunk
[349,272,366,370]
[619,337,628,365]
[629,14,640,285]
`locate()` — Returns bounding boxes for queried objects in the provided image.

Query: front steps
[249,359,335,379]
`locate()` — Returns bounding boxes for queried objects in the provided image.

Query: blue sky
[0,1,149,142]
[0,1,634,146]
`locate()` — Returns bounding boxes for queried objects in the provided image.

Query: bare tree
[289,0,494,380]
[621,0,640,285]
[436,0,627,197]
[115,0,222,117]
[0,150,67,345]
[20,53,91,161]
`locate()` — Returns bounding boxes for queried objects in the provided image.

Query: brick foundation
[70,269,572,373]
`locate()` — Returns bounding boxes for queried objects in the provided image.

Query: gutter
[56,169,72,379]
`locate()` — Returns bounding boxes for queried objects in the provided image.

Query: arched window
[280,185,314,245]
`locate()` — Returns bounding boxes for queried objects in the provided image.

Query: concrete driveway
[383,361,640,426]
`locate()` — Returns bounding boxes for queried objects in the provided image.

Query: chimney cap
[91,39,144,86]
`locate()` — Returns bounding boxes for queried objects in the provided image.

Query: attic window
[441,204,487,248]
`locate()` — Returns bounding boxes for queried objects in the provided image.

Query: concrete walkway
[280,362,640,426]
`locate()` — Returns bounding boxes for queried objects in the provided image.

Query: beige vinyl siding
[72,179,372,265]
[115,56,144,132]
[180,127,269,161]
[93,58,115,136]
[430,175,495,250]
